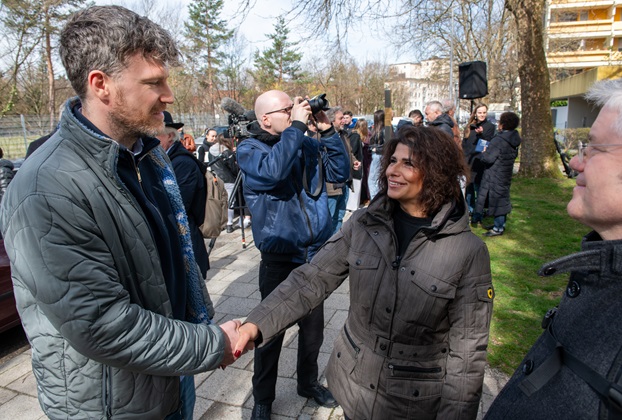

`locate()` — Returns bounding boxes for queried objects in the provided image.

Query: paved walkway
[0,220,508,419]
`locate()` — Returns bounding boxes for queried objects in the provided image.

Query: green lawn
[472,177,587,375]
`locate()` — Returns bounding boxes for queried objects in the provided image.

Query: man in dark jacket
[485,78,622,419]
[237,89,349,420]
[472,111,521,236]
[0,6,240,419]
[157,111,209,277]
[424,100,455,138]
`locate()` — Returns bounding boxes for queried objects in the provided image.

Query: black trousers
[252,259,325,404]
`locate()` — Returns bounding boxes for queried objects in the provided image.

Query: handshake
[218,320,261,368]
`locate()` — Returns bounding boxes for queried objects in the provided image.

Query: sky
[96,0,420,66]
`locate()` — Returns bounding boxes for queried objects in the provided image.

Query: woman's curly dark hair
[378,126,468,216]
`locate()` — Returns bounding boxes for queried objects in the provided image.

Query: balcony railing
[549,0,614,8]
[548,19,622,38]
[547,49,622,67]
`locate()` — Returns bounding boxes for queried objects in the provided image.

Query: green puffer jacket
[245,194,493,419]
[0,100,225,419]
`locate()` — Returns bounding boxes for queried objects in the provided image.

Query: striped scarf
[150,147,211,325]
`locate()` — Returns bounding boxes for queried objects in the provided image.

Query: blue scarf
[150,147,211,325]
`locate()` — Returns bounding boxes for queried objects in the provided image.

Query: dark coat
[208,143,238,184]
[474,130,521,217]
[485,232,622,420]
[245,195,493,419]
[167,141,209,277]
[0,159,14,203]
[462,119,496,184]
[349,132,364,180]
[428,113,455,139]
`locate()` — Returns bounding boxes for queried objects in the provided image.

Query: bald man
[236,90,349,419]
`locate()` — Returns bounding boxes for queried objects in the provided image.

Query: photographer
[236,90,349,420]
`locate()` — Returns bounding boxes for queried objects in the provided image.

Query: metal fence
[0,112,225,159]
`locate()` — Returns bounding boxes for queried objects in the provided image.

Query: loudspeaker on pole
[458,61,488,100]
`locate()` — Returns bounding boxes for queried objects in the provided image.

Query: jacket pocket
[385,362,443,401]
[395,269,457,326]
[346,251,381,311]
[332,327,359,375]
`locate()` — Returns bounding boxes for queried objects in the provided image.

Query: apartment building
[389,59,451,116]
[546,0,622,127]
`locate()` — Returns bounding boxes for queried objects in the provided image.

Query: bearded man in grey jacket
[0,6,241,419]
[484,78,622,419]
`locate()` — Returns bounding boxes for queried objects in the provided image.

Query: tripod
[203,153,248,254]
[228,170,248,249]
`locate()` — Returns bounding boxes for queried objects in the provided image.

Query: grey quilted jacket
[0,99,225,419]
[246,195,493,419]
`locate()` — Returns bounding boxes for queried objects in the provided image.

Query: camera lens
[308,93,330,115]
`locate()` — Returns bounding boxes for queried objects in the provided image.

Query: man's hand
[291,96,311,125]
[233,322,259,359]
[219,319,241,367]
[314,110,332,132]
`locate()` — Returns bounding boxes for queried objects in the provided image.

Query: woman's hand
[232,322,259,359]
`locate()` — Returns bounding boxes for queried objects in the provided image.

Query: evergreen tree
[252,16,303,91]
[184,0,233,112]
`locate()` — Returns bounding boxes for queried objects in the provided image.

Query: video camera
[221,97,255,140]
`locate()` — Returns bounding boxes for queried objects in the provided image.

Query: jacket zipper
[102,365,112,419]
[388,363,442,376]
[344,325,360,356]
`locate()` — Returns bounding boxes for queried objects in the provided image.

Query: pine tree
[184,0,233,112]
[252,16,303,91]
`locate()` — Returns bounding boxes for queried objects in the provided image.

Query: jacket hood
[498,129,521,148]
[430,113,454,128]
[362,193,470,237]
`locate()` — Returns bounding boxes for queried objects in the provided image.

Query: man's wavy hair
[378,126,468,216]
[60,5,180,100]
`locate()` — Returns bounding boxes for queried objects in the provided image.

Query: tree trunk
[506,0,559,178]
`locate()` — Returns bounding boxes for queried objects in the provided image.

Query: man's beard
[107,89,164,141]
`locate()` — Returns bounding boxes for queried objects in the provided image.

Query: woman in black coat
[462,103,496,216]
[472,112,522,236]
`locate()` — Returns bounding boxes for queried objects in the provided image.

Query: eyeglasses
[265,105,293,115]
[577,142,622,162]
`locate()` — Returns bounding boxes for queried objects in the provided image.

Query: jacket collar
[362,193,469,237]
[60,97,162,174]
[539,231,622,277]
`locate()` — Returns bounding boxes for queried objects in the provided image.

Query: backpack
[200,169,228,238]
[167,143,227,238]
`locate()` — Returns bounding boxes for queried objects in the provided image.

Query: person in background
[234,125,493,420]
[342,110,354,135]
[0,6,241,419]
[484,77,622,420]
[368,109,389,200]
[236,89,349,420]
[196,128,217,162]
[157,111,210,277]
[0,148,15,204]
[462,103,496,218]
[424,100,454,138]
[348,117,364,210]
[411,109,424,127]
[179,128,196,153]
[208,133,240,233]
[442,98,462,147]
[471,112,522,236]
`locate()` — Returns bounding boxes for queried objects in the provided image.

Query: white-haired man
[484,78,622,419]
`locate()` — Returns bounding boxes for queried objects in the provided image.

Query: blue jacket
[237,121,349,263]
